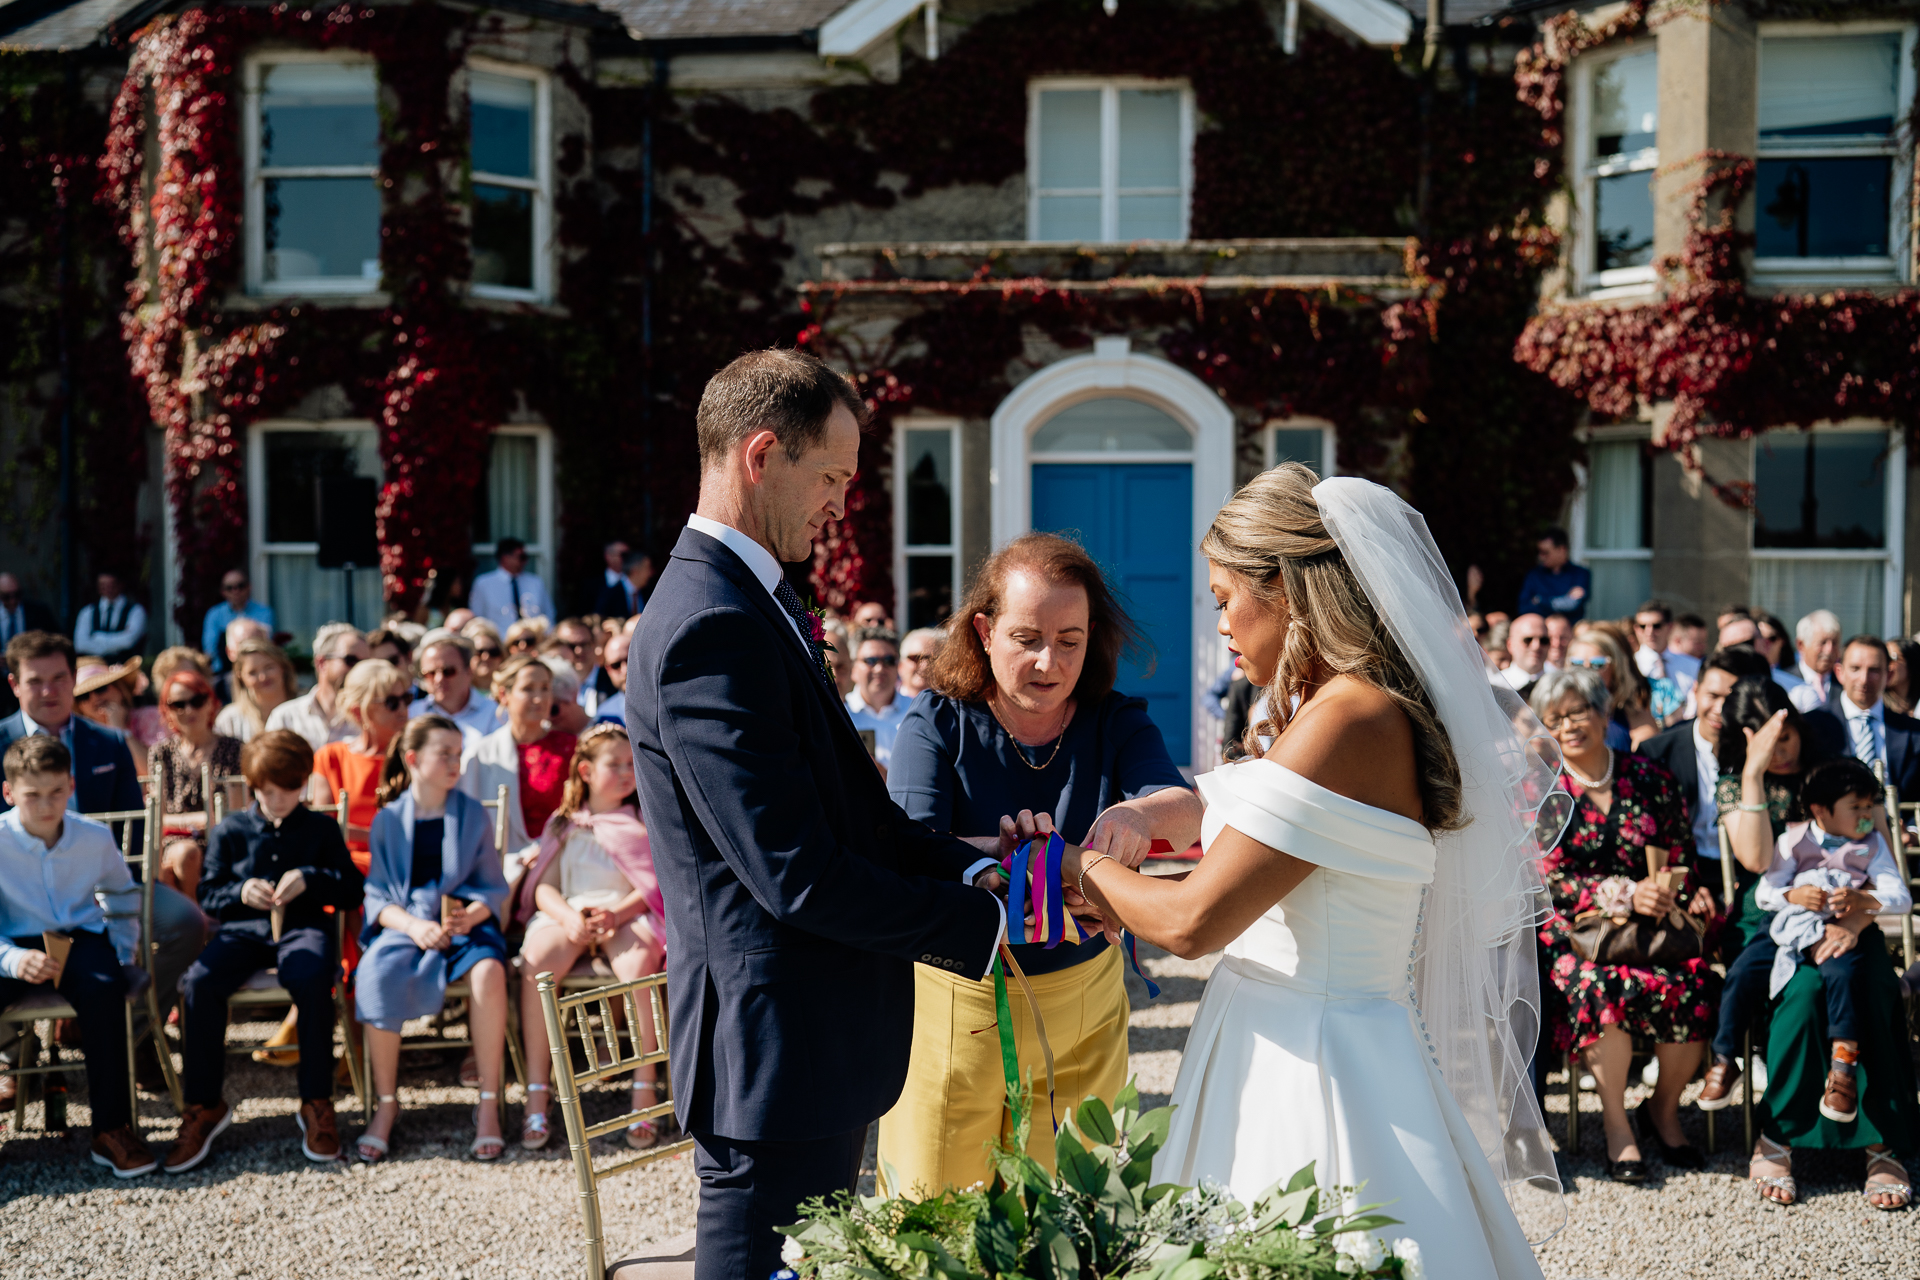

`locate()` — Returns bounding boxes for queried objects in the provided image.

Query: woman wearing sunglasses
[1568,624,1657,750]
[310,659,414,874]
[150,668,245,901]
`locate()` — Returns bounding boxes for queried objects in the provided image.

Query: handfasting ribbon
[996,941,1057,1132]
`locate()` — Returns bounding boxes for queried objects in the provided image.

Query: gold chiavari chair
[536,970,692,1280]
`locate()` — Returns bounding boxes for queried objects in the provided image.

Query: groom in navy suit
[627,349,1006,1280]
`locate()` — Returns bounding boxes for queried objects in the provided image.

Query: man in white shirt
[1633,600,1699,723]
[1501,613,1549,694]
[844,627,910,770]
[408,630,501,746]
[73,573,147,662]
[1791,609,1841,713]
[468,538,554,632]
[1544,613,1572,673]
[266,623,366,749]
[551,617,602,712]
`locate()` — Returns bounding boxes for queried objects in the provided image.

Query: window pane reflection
[1036,194,1101,241]
[1756,157,1890,257]
[903,430,953,548]
[472,434,538,544]
[1116,195,1182,240]
[264,177,381,280]
[1033,399,1189,453]
[1594,170,1655,271]
[1760,35,1900,138]
[473,184,534,288]
[1592,51,1658,157]
[471,71,535,178]
[905,556,954,631]
[1117,90,1181,188]
[262,63,379,168]
[1269,428,1326,473]
[1036,89,1101,189]
[1754,432,1886,549]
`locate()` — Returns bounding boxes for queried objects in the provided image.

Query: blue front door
[1032,463,1193,765]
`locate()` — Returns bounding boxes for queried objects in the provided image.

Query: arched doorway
[990,339,1235,767]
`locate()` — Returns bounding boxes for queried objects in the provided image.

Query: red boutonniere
[805,600,835,681]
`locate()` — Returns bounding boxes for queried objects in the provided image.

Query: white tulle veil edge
[1313,476,1569,1238]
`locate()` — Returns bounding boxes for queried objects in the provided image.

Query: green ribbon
[992,949,1020,1109]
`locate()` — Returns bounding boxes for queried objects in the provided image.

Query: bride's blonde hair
[1200,463,1465,832]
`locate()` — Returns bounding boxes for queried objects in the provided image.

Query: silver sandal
[627,1080,659,1150]
[521,1082,552,1151]
[1750,1135,1796,1205]
[356,1095,398,1162]
[472,1090,505,1161]
[1865,1148,1912,1211]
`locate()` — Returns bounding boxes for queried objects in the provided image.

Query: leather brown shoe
[164,1101,232,1173]
[1821,1069,1860,1124]
[90,1126,159,1178]
[298,1097,342,1162]
[1697,1056,1742,1111]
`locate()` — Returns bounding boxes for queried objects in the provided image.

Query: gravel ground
[2,952,1913,1279]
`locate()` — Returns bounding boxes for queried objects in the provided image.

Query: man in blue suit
[627,350,1006,1280]
[0,631,143,815]
[1805,634,1920,800]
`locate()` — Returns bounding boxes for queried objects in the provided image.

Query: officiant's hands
[1083,805,1155,869]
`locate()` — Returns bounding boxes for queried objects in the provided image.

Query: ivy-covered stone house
[2,0,1916,766]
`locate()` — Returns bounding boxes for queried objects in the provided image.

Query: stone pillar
[1654,6,1757,269]
[1649,433,1752,617]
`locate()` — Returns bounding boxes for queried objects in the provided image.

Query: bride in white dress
[1062,467,1565,1280]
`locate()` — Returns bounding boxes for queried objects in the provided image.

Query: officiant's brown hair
[930,532,1146,708]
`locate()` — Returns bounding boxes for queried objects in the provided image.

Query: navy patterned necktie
[771,578,830,687]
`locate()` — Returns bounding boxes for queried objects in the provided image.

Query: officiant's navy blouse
[889,690,1185,977]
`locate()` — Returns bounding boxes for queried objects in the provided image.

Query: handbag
[1568,859,1706,969]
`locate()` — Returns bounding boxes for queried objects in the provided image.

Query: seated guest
[1567,625,1656,750]
[879,532,1199,1193]
[200,569,274,675]
[460,619,504,691]
[313,659,413,870]
[149,668,244,901]
[1501,612,1549,699]
[215,638,297,743]
[512,725,663,1151]
[267,623,368,750]
[0,735,156,1175]
[1699,679,1825,1115]
[73,572,146,663]
[1884,638,1920,716]
[844,627,908,771]
[539,655,592,735]
[1634,600,1700,725]
[1802,634,1920,799]
[504,616,548,656]
[1532,667,1715,1182]
[365,627,421,703]
[214,616,271,701]
[850,600,891,630]
[1757,759,1911,1126]
[898,627,944,702]
[593,631,629,726]
[164,731,363,1172]
[409,630,500,745]
[354,716,509,1162]
[1751,755,1917,1208]
[460,654,575,882]
[73,656,155,775]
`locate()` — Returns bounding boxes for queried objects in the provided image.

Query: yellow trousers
[876,943,1128,1197]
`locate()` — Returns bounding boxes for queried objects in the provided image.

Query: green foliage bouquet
[779,1082,1424,1280]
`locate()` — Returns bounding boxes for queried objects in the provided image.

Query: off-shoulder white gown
[1155,761,1544,1280]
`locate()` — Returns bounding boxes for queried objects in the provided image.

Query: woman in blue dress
[353,714,510,1162]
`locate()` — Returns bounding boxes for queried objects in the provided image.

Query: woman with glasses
[1531,666,1717,1182]
[149,668,245,901]
[216,638,297,743]
[311,659,414,873]
[460,618,505,689]
[1568,624,1657,750]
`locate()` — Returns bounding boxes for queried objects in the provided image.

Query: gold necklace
[989,697,1072,772]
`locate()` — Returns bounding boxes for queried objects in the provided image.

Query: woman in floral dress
[1532,668,1718,1182]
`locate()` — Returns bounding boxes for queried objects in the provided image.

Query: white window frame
[892,416,962,629]
[1569,45,1660,299]
[1026,78,1194,243]
[1567,425,1654,586]
[1748,420,1906,635]
[467,58,554,303]
[469,424,558,581]
[243,51,383,297]
[1262,419,1338,476]
[1752,23,1918,289]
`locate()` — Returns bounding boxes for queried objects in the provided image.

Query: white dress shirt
[682,515,1003,967]
[1796,660,1831,700]
[468,567,554,631]
[1501,663,1540,692]
[73,596,147,657]
[266,689,357,751]
[409,689,501,749]
[1691,722,1721,862]
[1840,694,1887,767]
[0,811,139,977]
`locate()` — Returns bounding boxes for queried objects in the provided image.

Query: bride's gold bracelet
[1078,853,1116,900]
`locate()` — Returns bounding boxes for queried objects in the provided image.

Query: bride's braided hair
[1200,463,1466,832]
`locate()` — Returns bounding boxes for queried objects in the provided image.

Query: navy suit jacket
[1804,701,1920,800]
[626,527,1001,1142]
[0,710,143,815]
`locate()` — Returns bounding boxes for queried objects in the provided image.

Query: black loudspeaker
[315,475,379,569]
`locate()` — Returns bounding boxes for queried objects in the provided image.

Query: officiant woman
[878,533,1201,1194]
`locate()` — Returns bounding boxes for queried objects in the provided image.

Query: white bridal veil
[1315,477,1571,1221]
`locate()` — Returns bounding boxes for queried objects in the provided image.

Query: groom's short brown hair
[696,348,869,470]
